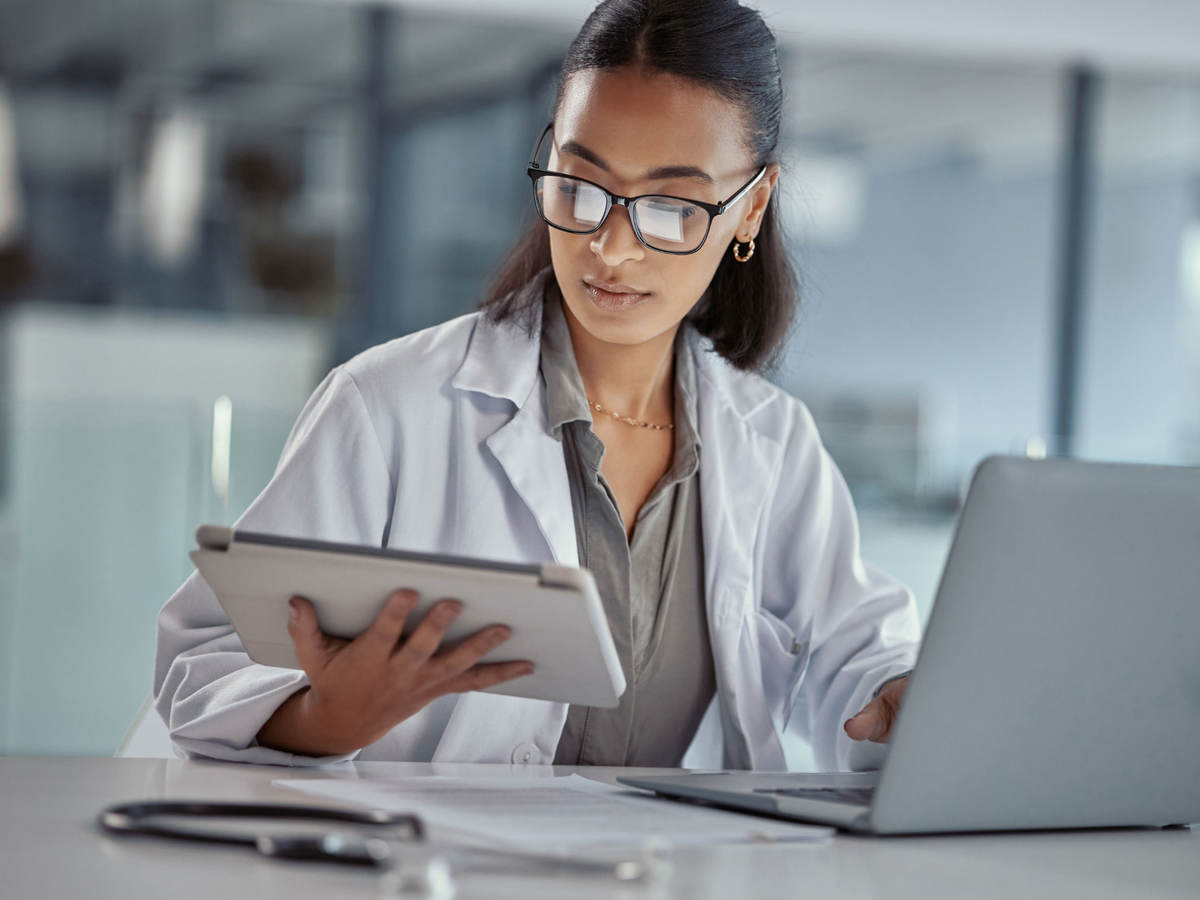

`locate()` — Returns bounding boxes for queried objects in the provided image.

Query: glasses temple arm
[529,121,554,169]
[716,165,769,214]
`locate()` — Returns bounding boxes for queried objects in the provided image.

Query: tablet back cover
[190,536,625,707]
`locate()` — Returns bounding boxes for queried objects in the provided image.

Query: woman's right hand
[256,589,533,756]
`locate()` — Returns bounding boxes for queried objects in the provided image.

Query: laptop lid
[868,455,1200,833]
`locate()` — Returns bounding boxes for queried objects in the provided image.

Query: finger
[426,625,512,682]
[397,599,462,665]
[359,589,419,656]
[287,596,347,673]
[843,699,892,742]
[437,660,535,696]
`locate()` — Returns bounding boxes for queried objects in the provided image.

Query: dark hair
[480,0,797,372]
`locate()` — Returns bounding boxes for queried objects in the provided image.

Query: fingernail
[288,597,299,621]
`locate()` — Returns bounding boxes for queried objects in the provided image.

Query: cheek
[547,228,564,262]
[706,216,740,262]
[548,229,582,279]
[662,256,718,314]
[672,232,733,307]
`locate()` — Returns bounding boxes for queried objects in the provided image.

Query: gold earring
[732,237,755,263]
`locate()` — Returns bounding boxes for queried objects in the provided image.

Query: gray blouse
[538,295,716,767]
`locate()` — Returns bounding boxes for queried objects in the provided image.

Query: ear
[736,162,780,242]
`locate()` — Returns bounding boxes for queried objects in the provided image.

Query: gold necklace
[589,399,673,431]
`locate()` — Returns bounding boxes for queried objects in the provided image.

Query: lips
[583,276,649,295]
[583,279,653,312]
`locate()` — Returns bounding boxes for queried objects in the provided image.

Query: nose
[589,204,645,267]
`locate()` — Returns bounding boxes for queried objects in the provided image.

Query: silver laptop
[619,454,1200,834]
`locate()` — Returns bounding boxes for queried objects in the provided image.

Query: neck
[561,303,678,423]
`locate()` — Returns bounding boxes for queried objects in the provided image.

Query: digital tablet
[189,526,626,708]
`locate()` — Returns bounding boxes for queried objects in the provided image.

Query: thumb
[843,698,890,742]
[287,596,340,673]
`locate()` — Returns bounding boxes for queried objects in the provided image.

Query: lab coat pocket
[753,606,811,731]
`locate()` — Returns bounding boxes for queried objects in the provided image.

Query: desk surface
[3,757,1196,899]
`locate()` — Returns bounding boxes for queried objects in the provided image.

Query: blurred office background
[0,0,1197,766]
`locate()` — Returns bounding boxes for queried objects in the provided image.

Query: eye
[646,198,700,217]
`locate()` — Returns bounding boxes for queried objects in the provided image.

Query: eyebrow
[559,139,715,185]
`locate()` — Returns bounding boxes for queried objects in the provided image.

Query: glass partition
[0,394,304,755]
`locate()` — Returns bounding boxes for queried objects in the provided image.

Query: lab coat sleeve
[153,365,395,765]
[761,400,921,772]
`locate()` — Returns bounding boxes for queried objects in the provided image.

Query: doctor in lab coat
[154,0,920,774]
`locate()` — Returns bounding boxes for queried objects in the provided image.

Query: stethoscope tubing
[98,800,424,864]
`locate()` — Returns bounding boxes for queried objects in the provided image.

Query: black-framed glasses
[526,121,766,255]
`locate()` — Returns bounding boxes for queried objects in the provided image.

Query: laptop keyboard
[754,786,876,806]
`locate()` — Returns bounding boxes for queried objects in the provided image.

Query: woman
[155,0,918,771]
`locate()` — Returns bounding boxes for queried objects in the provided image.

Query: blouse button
[511,743,541,764]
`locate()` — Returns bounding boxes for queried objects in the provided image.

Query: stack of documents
[276,774,832,850]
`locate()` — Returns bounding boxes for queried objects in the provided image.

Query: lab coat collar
[684,326,780,428]
[450,268,552,408]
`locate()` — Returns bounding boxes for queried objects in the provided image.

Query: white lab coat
[154,298,920,772]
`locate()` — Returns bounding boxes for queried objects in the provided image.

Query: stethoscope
[98,799,666,893]
[98,800,423,865]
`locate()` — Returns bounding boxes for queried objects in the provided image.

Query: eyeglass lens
[534,175,710,252]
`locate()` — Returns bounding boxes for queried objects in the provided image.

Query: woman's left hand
[843,676,909,743]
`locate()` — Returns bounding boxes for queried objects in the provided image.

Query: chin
[562,287,666,347]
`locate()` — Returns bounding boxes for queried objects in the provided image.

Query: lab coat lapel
[690,331,787,771]
[485,394,579,568]
[450,294,578,568]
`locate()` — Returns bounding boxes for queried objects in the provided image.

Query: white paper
[274,774,833,850]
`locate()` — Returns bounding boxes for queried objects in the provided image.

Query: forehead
[555,67,750,182]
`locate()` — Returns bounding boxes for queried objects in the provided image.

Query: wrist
[295,688,362,756]
[257,686,357,757]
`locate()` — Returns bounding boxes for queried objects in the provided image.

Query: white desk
[3,757,1196,899]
